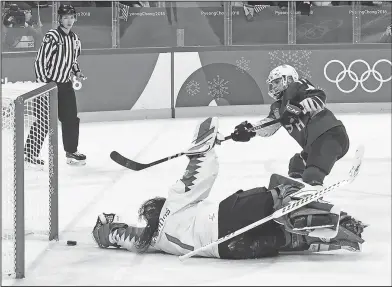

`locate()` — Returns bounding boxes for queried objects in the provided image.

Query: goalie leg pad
[290,207,340,231]
[302,213,367,252]
[271,186,341,236]
[304,225,365,253]
[185,117,219,156]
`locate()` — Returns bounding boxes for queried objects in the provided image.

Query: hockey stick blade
[179,145,365,261]
[110,151,186,171]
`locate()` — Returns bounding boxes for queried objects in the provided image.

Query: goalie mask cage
[2,82,59,279]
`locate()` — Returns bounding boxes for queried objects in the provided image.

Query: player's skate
[184,117,221,157]
[66,151,86,165]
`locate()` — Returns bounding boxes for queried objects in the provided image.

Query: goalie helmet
[266,64,299,100]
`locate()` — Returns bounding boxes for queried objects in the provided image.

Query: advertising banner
[2,47,390,115]
[174,48,391,107]
[360,5,391,43]
[1,53,171,112]
[117,5,390,47]
[119,6,224,48]
[232,6,288,45]
[296,6,354,44]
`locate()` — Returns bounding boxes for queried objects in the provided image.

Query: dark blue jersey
[268,79,343,148]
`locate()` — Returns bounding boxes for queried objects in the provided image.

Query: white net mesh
[1,82,57,278]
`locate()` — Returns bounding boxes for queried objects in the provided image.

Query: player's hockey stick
[179,145,365,261]
[110,118,281,171]
[225,117,282,141]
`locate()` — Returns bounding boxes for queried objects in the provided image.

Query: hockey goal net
[1,82,58,279]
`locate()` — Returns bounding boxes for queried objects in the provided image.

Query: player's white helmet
[266,65,299,100]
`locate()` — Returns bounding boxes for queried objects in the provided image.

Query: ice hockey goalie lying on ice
[92,117,367,259]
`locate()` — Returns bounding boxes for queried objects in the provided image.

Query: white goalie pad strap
[295,205,341,239]
[254,117,281,137]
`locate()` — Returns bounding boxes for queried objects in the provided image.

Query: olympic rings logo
[324,59,392,93]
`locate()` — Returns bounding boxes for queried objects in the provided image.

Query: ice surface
[3,114,391,286]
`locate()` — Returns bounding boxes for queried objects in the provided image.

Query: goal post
[2,82,59,279]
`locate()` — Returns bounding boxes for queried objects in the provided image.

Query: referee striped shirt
[34,27,82,83]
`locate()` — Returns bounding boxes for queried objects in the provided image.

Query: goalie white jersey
[151,150,220,258]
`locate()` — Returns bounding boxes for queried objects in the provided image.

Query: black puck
[67,240,77,246]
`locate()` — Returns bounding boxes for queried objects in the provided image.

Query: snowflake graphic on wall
[268,50,312,79]
[236,57,251,74]
[208,75,229,99]
[185,80,201,96]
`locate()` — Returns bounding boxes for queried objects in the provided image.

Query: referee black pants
[25,81,80,157]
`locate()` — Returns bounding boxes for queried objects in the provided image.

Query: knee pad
[288,153,306,178]
[302,166,326,186]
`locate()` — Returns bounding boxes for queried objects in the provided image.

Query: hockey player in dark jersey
[231,65,350,186]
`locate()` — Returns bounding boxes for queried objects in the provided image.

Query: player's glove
[299,97,325,114]
[231,121,256,142]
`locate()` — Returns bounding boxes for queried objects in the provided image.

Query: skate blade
[66,158,86,166]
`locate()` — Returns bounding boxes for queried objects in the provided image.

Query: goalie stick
[110,118,281,171]
[179,145,365,261]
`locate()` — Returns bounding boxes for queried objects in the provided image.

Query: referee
[25,4,86,166]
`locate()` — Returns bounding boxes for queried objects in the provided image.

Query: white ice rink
[3,113,391,286]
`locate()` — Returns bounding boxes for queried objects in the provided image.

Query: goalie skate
[185,117,220,156]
